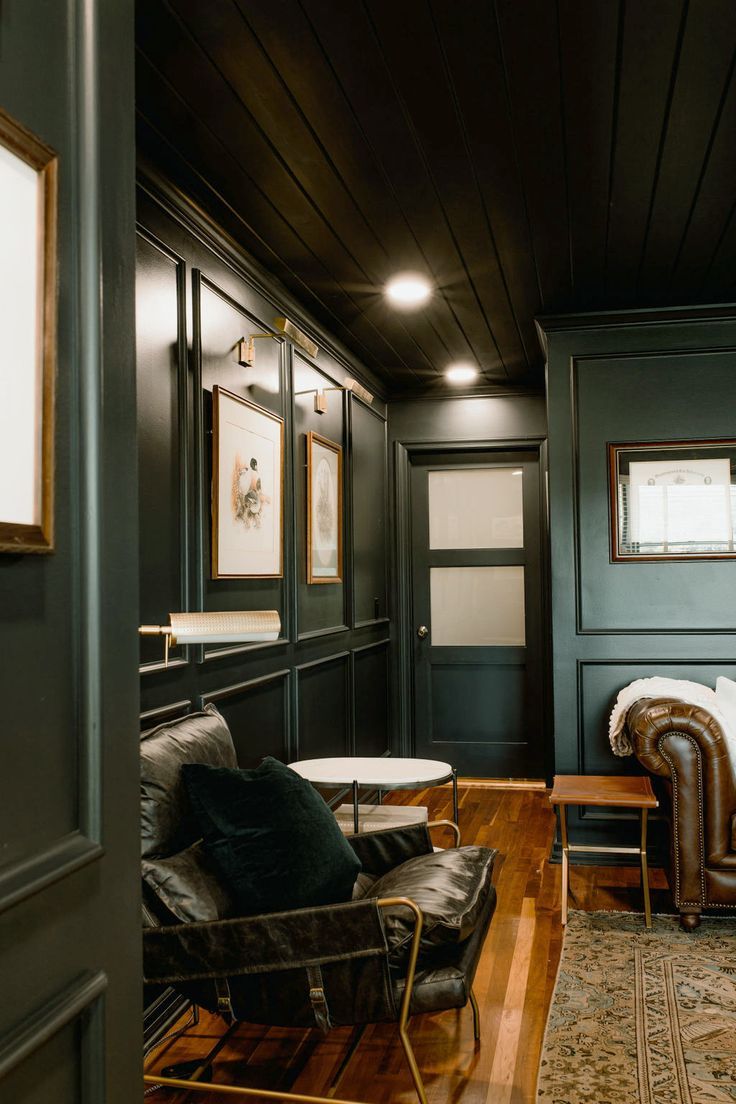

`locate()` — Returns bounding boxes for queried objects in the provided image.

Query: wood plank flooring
[143,785,671,1103]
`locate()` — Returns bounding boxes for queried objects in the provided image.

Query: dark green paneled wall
[540,307,736,846]
[137,175,391,766]
[0,2,141,1100]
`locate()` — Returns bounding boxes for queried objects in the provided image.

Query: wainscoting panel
[195,272,287,651]
[351,400,389,627]
[294,352,348,639]
[296,654,351,761]
[352,640,391,757]
[0,972,106,1101]
[573,351,736,635]
[140,700,193,730]
[202,671,291,766]
[136,228,188,671]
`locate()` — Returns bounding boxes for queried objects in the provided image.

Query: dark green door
[410,451,544,777]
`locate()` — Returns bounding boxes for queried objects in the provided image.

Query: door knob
[416,625,429,639]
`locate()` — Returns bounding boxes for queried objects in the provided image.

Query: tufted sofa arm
[625,697,736,927]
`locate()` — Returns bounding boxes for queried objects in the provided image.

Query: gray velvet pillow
[142,840,236,923]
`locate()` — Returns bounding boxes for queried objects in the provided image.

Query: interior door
[0,4,141,1104]
[410,451,544,777]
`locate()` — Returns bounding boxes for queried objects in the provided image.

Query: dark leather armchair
[625,697,736,930]
[140,707,498,1103]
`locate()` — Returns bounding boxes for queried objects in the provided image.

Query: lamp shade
[168,610,280,645]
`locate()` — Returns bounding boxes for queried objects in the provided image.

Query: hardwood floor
[143,785,670,1103]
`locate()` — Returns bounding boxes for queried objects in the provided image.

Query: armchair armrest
[143,897,389,985]
[626,697,736,916]
[346,821,433,875]
[627,697,735,785]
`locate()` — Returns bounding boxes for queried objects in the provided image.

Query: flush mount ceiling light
[445,362,478,384]
[384,272,432,308]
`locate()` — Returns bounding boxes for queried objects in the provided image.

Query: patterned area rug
[537,911,736,1103]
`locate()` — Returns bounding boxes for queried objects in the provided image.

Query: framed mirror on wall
[609,439,736,562]
[0,107,57,554]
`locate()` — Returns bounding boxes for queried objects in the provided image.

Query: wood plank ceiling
[136,0,736,396]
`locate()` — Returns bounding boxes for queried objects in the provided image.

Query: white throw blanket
[608,677,733,757]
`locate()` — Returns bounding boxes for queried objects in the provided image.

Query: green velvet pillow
[181,757,361,916]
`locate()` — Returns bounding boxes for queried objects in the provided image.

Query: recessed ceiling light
[445,363,478,384]
[385,273,432,308]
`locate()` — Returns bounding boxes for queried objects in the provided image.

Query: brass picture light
[139,610,281,667]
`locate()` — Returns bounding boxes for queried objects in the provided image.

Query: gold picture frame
[307,431,343,584]
[0,107,57,553]
[211,386,284,578]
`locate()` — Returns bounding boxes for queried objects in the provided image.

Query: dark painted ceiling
[136,1,736,396]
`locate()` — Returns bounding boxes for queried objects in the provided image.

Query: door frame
[393,437,553,780]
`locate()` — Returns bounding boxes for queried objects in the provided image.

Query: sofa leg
[469,989,481,1044]
[680,911,701,931]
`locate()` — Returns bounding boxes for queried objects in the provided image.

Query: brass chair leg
[640,807,653,929]
[378,897,428,1104]
[397,1022,428,1104]
[469,989,481,1043]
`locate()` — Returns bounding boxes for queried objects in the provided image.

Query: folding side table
[549,774,658,928]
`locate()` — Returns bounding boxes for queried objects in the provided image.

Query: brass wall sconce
[139,610,281,667]
[236,316,320,368]
[295,377,375,415]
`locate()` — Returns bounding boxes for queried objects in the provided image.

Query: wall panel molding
[140,700,193,728]
[0,970,107,1087]
[571,352,736,635]
[137,181,392,777]
[136,225,190,675]
[0,0,106,917]
[200,668,291,707]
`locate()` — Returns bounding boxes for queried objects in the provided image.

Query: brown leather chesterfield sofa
[624,697,736,930]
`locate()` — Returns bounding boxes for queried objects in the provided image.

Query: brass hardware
[143,896,432,1104]
[469,988,481,1043]
[554,802,653,929]
[236,333,275,367]
[641,807,652,928]
[416,625,429,639]
[377,896,428,1104]
[143,1074,370,1103]
[294,378,374,414]
[343,377,373,404]
[274,316,319,358]
[427,819,461,847]
[139,611,281,668]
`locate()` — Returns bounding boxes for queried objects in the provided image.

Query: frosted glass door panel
[430,566,525,646]
[428,468,523,548]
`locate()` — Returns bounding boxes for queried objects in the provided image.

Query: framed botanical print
[307,431,342,584]
[212,386,283,578]
[609,438,736,561]
[0,107,57,553]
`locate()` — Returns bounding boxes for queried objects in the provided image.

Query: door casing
[393,437,552,779]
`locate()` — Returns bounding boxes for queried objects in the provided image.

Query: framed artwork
[609,439,736,562]
[307,431,343,584]
[0,107,57,553]
[212,386,283,578]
